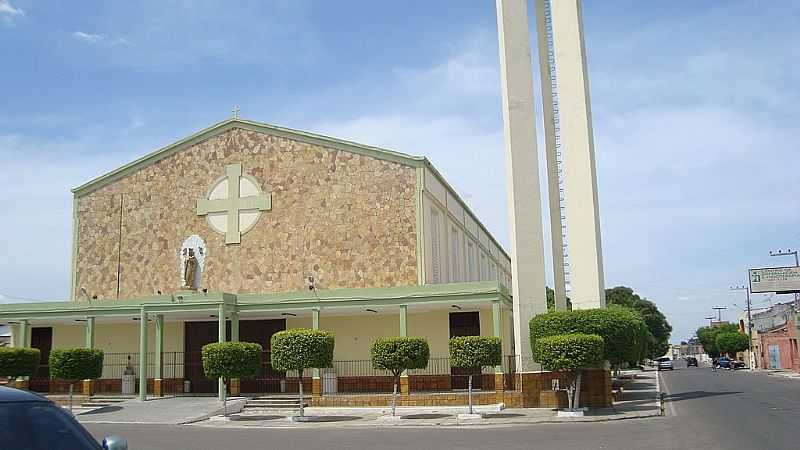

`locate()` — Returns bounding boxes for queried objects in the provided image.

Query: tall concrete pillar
[549,0,605,309]
[495,0,549,371]
[138,309,148,401]
[534,0,568,311]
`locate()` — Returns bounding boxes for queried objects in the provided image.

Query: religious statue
[183,248,198,289]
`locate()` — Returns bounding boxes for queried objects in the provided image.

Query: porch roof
[0,281,511,321]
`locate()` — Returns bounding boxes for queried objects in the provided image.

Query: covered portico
[1,282,514,403]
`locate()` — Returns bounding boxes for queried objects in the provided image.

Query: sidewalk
[752,368,800,380]
[77,396,247,425]
[191,370,662,429]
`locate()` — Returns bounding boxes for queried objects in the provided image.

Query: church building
[1,118,529,406]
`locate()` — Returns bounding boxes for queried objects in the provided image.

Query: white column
[534,0,567,310]
[496,0,548,371]
[550,0,605,309]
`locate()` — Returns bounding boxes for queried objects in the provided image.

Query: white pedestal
[121,375,135,395]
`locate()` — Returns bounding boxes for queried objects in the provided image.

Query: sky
[1,0,798,343]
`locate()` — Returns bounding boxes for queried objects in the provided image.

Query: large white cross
[196,163,271,244]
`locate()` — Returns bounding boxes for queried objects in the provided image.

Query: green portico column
[154,315,164,380]
[230,310,239,342]
[138,308,148,401]
[399,305,409,395]
[312,308,320,380]
[492,300,503,374]
[18,319,29,349]
[218,303,226,402]
[85,317,95,349]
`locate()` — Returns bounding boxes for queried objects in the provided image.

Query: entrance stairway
[242,395,309,413]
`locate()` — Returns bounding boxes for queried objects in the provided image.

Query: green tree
[606,286,673,360]
[449,336,502,415]
[546,287,573,311]
[696,323,739,358]
[0,348,40,388]
[534,333,604,411]
[370,337,430,416]
[529,308,647,369]
[715,332,750,357]
[202,341,263,416]
[270,329,335,418]
[49,348,104,413]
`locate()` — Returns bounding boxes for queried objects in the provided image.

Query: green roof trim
[0,282,510,321]
[71,118,426,198]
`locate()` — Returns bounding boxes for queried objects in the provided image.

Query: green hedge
[535,334,604,372]
[0,348,41,379]
[371,337,430,376]
[270,328,335,372]
[49,348,104,381]
[202,341,263,380]
[529,308,647,366]
[449,336,502,369]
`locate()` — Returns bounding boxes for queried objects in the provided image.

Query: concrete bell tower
[496,0,605,369]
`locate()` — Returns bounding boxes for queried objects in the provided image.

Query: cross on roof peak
[232,106,241,120]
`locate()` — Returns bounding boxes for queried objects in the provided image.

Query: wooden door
[29,327,52,392]
[449,312,482,389]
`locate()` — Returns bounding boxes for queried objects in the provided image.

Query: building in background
[753,302,799,372]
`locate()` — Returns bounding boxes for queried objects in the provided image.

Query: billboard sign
[749,266,800,294]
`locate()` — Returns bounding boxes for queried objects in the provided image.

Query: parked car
[718,357,732,369]
[685,357,698,367]
[732,360,746,370]
[0,386,127,450]
[657,357,674,371]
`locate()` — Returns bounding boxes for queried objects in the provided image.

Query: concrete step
[245,401,308,408]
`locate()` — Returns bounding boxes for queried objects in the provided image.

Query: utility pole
[712,306,727,322]
[731,285,755,370]
[705,316,715,327]
[769,248,800,303]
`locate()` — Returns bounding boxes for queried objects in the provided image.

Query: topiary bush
[202,341,262,416]
[49,348,104,412]
[529,308,647,368]
[271,328,335,417]
[535,333,604,410]
[449,336,502,414]
[0,347,40,385]
[371,337,430,416]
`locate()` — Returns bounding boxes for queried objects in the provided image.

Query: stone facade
[74,127,418,300]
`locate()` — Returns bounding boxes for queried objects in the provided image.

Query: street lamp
[769,248,800,303]
[704,316,715,327]
[731,285,755,369]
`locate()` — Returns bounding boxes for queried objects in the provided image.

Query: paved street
[85,362,800,450]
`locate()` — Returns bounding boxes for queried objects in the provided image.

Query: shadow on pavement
[483,413,526,419]
[401,413,452,420]
[78,406,123,415]
[306,416,360,422]
[664,391,741,402]
[232,415,284,421]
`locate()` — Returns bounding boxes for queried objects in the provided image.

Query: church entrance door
[29,327,53,392]
[448,312,482,390]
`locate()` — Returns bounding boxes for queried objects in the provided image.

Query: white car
[656,357,673,371]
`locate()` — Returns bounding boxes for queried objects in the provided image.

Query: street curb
[655,370,664,416]
[178,399,248,425]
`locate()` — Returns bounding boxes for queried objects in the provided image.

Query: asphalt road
[86,362,800,450]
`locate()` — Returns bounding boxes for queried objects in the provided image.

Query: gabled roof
[72,118,427,197]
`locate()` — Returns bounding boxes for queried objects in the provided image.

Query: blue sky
[1,1,798,343]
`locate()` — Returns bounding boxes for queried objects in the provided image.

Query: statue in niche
[179,235,207,290]
[183,248,198,290]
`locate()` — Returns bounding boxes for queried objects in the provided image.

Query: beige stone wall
[75,128,418,300]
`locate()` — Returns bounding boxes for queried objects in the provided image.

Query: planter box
[539,390,568,409]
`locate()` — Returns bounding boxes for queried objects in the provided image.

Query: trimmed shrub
[371,337,430,375]
[271,328,335,372]
[449,336,502,370]
[535,333,604,410]
[0,348,40,381]
[270,328,335,417]
[371,337,430,416]
[49,348,103,381]
[529,308,647,367]
[202,341,262,380]
[449,336,502,415]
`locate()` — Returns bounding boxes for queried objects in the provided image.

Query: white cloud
[72,31,131,46]
[0,0,23,22]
